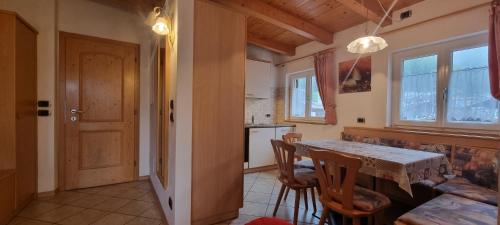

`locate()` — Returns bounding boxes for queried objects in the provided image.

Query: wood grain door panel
[61,33,138,190]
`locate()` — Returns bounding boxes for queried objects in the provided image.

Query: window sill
[388,124,500,137]
[285,120,328,125]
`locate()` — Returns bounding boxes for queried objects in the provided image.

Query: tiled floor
[221,170,323,225]
[9,180,166,225]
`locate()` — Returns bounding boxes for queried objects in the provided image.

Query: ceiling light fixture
[347,0,392,54]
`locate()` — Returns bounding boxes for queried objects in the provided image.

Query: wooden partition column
[0,10,37,225]
[191,0,246,224]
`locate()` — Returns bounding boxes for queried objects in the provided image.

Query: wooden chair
[270,140,319,225]
[309,149,391,225]
[282,132,314,202]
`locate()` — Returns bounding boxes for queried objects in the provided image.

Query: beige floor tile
[116,201,155,216]
[244,192,272,204]
[18,201,63,218]
[113,188,148,200]
[140,207,163,220]
[239,202,268,217]
[7,217,54,225]
[134,182,152,191]
[136,192,157,202]
[91,198,131,212]
[250,182,275,194]
[91,213,135,225]
[95,186,129,197]
[265,205,319,224]
[67,195,112,208]
[41,192,89,205]
[124,217,162,225]
[35,206,85,223]
[225,214,259,225]
[74,187,107,194]
[57,209,107,225]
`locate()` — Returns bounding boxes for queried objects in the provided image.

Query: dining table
[294,139,452,197]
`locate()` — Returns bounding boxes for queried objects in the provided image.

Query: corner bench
[395,194,497,225]
[341,127,499,206]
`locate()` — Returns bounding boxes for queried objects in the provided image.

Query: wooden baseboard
[138,175,150,181]
[192,210,239,225]
[244,165,277,174]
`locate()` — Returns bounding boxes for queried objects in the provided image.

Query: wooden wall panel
[192,0,246,224]
[0,12,17,171]
[14,15,38,210]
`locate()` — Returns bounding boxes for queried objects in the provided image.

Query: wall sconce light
[146,7,171,36]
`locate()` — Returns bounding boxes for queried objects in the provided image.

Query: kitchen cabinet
[247,126,295,169]
[245,59,271,99]
[248,128,275,168]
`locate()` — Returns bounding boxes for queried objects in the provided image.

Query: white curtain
[447,67,499,123]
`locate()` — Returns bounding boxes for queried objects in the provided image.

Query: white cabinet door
[245,59,271,99]
[275,126,294,139]
[248,128,275,168]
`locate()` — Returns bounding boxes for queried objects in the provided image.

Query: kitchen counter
[245,123,296,128]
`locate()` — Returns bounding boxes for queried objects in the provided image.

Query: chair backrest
[270,139,298,184]
[309,149,362,210]
[282,133,302,144]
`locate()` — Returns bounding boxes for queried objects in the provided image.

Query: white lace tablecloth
[294,139,451,196]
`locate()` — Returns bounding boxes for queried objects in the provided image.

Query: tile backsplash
[245,88,277,124]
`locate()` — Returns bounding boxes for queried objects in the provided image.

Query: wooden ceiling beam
[336,0,391,26]
[212,0,333,44]
[247,34,296,56]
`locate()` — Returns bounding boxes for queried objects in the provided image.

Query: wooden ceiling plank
[247,33,296,56]
[336,0,390,26]
[213,0,333,44]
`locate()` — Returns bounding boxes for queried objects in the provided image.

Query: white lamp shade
[347,36,388,54]
[152,17,170,35]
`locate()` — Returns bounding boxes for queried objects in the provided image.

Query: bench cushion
[396,194,497,225]
[435,178,498,206]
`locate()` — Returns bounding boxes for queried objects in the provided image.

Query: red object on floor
[245,217,293,225]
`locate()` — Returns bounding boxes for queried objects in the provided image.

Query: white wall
[0,0,154,192]
[0,0,57,193]
[277,0,490,140]
[150,0,194,224]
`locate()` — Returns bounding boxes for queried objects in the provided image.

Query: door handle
[70,108,84,114]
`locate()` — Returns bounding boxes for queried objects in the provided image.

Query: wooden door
[60,32,139,190]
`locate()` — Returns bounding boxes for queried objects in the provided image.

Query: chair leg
[310,187,317,213]
[284,187,290,201]
[319,207,329,225]
[273,184,286,216]
[303,188,309,210]
[353,217,361,225]
[293,189,301,225]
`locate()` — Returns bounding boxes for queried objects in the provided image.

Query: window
[288,70,325,121]
[392,33,499,130]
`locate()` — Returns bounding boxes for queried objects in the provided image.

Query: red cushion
[245,217,292,225]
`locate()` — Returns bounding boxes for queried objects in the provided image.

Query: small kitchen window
[288,69,325,121]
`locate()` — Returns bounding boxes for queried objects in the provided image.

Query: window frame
[391,32,500,131]
[287,69,325,122]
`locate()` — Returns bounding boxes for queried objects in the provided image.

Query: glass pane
[447,46,499,123]
[400,55,438,121]
[310,76,325,118]
[291,77,307,117]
